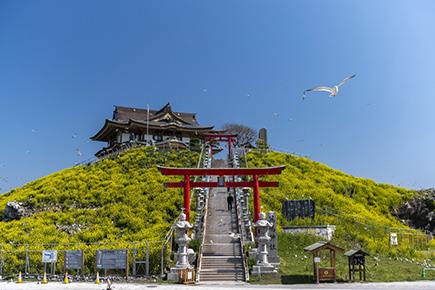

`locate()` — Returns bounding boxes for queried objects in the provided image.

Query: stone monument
[266,211,280,265]
[251,212,277,276]
[167,212,193,280]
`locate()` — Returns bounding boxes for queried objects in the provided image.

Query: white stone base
[251,264,277,275]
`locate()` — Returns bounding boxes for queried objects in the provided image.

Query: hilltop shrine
[91,103,224,157]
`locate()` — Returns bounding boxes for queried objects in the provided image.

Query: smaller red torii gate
[204,134,237,156]
[157,166,285,229]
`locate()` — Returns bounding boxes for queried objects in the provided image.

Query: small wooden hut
[344,248,369,282]
[304,241,345,282]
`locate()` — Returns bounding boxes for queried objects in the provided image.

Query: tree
[222,123,257,147]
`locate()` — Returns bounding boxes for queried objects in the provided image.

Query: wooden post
[184,174,190,221]
[253,174,260,225]
[125,249,129,280]
[81,250,84,278]
[228,138,232,156]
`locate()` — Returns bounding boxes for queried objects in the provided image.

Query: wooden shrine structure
[157,166,285,231]
[344,248,369,282]
[304,241,345,282]
[91,103,225,157]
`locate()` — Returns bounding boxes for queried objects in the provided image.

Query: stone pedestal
[167,213,193,281]
[251,212,277,276]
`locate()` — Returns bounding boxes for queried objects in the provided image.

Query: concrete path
[2,280,435,290]
[197,159,245,282]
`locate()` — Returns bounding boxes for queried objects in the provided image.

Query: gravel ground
[1,281,435,290]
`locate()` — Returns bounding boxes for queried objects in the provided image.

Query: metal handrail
[195,186,209,282]
[232,151,249,281]
[235,189,250,281]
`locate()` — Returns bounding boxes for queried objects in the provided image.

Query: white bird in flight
[303,74,356,100]
[76,149,83,156]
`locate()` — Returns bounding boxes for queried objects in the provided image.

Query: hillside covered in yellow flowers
[0,147,417,249]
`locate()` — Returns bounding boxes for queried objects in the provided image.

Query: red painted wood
[253,175,260,224]
[157,166,285,176]
[184,174,190,221]
[164,181,279,188]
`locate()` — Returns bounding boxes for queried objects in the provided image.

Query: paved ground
[1,281,435,290]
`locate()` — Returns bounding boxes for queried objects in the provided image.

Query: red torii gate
[157,166,285,228]
[204,134,237,156]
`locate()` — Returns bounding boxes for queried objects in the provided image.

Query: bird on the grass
[302,74,356,100]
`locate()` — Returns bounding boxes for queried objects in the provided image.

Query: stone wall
[281,225,336,241]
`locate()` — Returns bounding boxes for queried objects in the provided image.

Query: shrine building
[91,103,224,157]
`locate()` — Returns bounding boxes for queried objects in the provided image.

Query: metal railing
[0,239,171,278]
[265,191,434,248]
[245,146,311,159]
[195,183,210,282]
[231,151,250,281]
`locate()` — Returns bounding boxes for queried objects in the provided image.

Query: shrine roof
[304,241,345,253]
[344,248,370,257]
[91,103,220,141]
[114,103,200,126]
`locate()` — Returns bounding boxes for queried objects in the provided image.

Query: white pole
[147,104,149,145]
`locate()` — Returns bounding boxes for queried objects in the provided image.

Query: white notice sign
[42,250,58,263]
[314,257,321,263]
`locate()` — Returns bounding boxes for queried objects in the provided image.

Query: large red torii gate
[204,134,237,156]
[157,166,285,227]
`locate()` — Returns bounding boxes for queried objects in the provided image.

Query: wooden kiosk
[304,241,344,282]
[344,248,369,282]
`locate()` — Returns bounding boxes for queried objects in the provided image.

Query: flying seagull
[302,74,356,100]
[76,149,83,156]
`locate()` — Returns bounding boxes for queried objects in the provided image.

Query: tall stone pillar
[266,211,280,266]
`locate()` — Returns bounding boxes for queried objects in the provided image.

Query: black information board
[282,199,315,221]
[64,250,83,270]
[96,250,127,269]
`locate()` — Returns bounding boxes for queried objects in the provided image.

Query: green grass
[252,232,435,284]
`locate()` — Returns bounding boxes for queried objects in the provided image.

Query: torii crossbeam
[157,166,285,228]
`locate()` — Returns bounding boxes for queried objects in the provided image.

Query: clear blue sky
[1,1,435,194]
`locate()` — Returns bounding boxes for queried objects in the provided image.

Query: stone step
[199,273,245,281]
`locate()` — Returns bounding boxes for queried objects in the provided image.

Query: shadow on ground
[281,275,313,284]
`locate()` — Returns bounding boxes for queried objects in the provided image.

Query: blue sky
[1,1,435,194]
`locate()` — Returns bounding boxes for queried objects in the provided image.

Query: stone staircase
[197,160,246,282]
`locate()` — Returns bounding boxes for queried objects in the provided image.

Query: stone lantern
[167,212,193,280]
[251,212,277,275]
